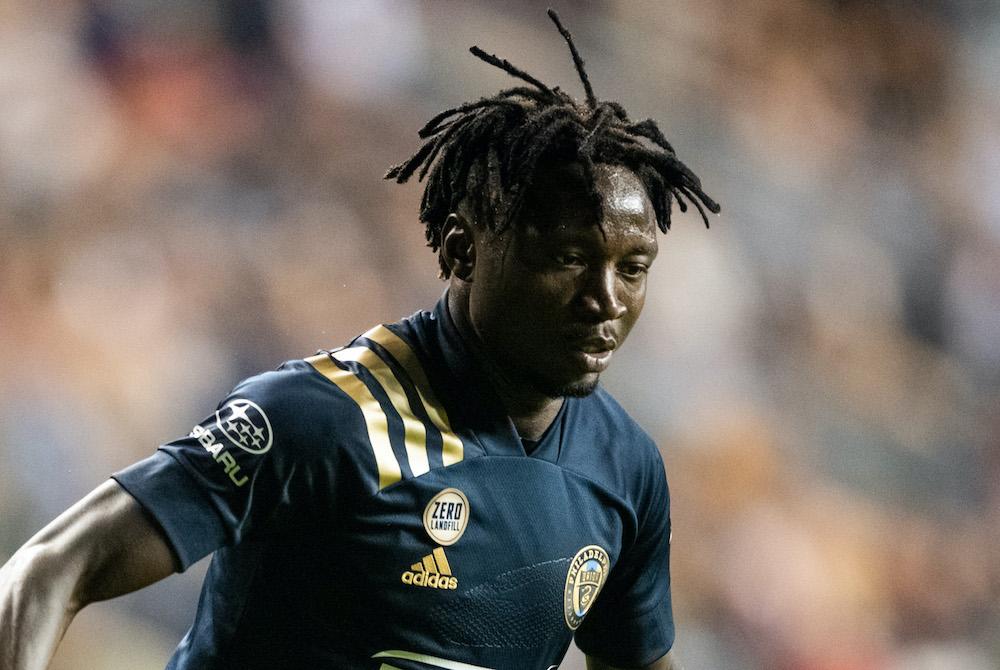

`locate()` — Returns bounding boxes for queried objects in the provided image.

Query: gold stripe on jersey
[362,325,464,466]
[333,346,430,477]
[305,354,401,490]
[372,650,495,670]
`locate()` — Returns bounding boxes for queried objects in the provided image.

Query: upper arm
[22,479,177,611]
[109,362,342,570]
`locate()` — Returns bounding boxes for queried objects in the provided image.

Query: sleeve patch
[213,399,273,454]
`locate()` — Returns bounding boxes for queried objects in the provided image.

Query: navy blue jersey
[113,297,674,670]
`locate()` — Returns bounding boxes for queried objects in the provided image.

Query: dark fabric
[110,295,673,669]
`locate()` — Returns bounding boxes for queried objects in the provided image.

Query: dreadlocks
[386,9,720,277]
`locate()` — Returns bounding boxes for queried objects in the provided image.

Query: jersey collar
[392,293,571,459]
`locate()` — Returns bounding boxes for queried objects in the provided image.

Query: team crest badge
[423,488,470,546]
[215,399,273,454]
[563,545,610,630]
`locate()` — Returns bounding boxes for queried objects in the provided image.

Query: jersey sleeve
[574,443,674,667]
[112,360,337,571]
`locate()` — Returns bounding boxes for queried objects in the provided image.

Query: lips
[566,334,617,373]
[574,337,616,354]
[567,330,617,351]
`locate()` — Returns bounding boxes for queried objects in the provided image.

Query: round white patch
[423,488,470,546]
[215,399,273,454]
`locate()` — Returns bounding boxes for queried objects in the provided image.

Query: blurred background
[1,1,998,668]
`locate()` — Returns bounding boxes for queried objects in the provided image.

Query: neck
[446,287,563,441]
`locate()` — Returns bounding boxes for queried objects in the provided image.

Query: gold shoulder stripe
[372,650,495,670]
[305,353,401,490]
[362,325,464,466]
[333,346,429,477]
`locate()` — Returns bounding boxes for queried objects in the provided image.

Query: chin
[533,373,600,398]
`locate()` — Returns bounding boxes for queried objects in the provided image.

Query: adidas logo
[401,547,458,590]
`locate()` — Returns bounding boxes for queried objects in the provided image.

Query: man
[0,10,717,670]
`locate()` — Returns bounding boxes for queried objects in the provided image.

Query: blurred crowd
[1,1,998,668]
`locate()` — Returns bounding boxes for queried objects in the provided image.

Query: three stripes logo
[401,547,458,590]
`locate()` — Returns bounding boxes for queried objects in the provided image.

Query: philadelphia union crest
[563,545,610,629]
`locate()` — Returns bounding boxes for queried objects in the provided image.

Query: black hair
[386,9,720,277]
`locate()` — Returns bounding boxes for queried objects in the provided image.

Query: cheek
[498,268,572,314]
[631,284,647,313]
[471,276,551,340]
[620,284,647,331]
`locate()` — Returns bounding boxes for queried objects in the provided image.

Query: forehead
[516,162,657,246]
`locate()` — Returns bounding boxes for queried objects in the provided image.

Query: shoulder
[576,387,661,465]
[227,358,351,420]
[563,387,665,502]
[230,358,327,403]
[591,388,656,440]
[218,356,372,460]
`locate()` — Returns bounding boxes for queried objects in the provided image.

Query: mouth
[567,335,617,373]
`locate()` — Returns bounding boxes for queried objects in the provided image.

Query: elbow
[3,541,90,616]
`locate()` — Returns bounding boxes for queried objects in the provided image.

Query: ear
[440,212,476,281]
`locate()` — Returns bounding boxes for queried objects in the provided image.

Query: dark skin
[0,162,681,670]
[445,162,659,440]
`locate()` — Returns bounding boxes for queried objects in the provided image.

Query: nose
[576,265,627,322]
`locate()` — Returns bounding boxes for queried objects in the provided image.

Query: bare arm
[0,480,177,670]
[586,648,684,670]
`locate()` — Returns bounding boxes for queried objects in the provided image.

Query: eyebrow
[622,236,658,257]
[533,224,659,255]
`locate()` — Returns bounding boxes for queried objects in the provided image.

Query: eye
[619,263,649,279]
[554,253,587,268]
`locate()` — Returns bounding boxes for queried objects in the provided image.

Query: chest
[332,457,631,657]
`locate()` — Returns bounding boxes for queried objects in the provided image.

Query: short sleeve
[112,361,333,571]
[574,447,674,667]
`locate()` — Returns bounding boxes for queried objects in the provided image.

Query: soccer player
[0,11,717,670]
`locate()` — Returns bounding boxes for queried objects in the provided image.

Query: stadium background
[1,1,998,668]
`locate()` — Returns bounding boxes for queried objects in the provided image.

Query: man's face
[467,163,658,398]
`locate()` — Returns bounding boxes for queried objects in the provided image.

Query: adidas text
[400,571,458,589]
